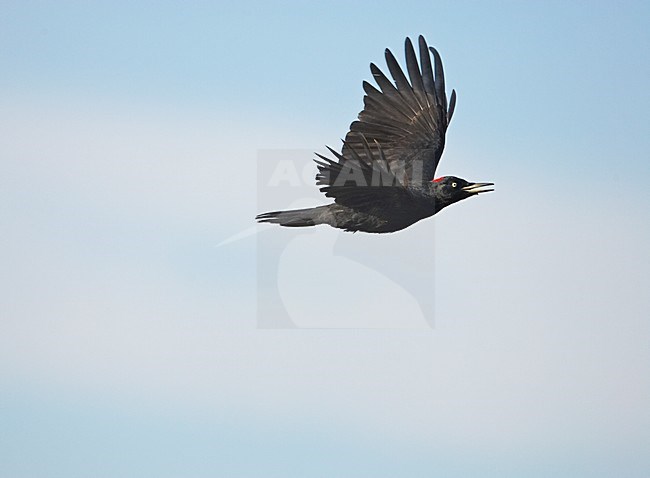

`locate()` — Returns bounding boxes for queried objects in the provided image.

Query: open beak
[462,182,494,195]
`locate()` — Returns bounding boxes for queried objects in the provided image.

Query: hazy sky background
[1,1,649,477]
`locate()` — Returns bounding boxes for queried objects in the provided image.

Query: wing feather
[430,46,447,113]
[419,36,436,98]
[337,35,456,184]
[314,139,411,210]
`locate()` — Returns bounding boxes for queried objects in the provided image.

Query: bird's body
[256,36,493,233]
[258,176,489,233]
[258,199,433,234]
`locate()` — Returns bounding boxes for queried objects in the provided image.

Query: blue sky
[1,1,649,477]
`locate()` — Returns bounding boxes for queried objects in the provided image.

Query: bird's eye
[451,182,457,188]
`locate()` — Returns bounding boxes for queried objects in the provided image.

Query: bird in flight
[256,35,493,233]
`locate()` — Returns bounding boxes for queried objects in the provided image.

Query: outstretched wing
[341,35,456,184]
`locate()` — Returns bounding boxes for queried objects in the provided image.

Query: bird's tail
[256,205,330,228]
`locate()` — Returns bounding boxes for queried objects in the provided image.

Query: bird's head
[430,176,494,209]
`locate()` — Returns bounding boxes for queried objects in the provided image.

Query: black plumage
[256,36,492,233]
